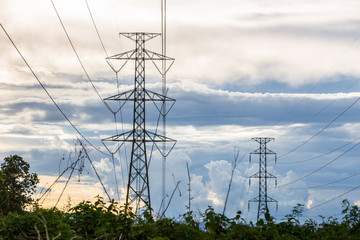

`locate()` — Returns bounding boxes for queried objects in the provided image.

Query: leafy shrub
[0,208,73,239]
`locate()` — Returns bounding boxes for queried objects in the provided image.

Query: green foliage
[0,208,73,239]
[0,154,39,215]
[1,200,360,239]
[2,157,360,240]
[204,205,230,238]
[182,210,199,229]
[342,199,360,235]
[284,203,305,225]
[130,217,205,240]
[67,195,131,239]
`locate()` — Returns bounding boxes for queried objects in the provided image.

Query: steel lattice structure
[248,137,277,221]
[102,32,176,216]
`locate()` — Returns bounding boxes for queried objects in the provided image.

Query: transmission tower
[102,32,176,216]
[248,137,277,221]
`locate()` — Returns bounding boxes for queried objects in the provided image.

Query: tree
[284,203,305,225]
[0,154,39,215]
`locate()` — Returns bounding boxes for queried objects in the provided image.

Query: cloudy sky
[1,0,360,222]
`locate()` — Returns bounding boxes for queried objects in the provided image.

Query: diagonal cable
[79,139,112,201]
[288,171,360,190]
[279,97,360,159]
[277,141,360,188]
[274,32,360,127]
[51,0,114,114]
[278,136,360,164]
[0,23,110,157]
[306,184,360,211]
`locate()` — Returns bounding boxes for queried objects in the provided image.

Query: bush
[0,208,73,239]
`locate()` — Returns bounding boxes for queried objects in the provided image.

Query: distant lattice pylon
[248,137,277,221]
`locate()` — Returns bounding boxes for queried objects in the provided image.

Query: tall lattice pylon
[248,137,277,221]
[102,32,176,216]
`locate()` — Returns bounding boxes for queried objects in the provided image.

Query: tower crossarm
[105,89,175,102]
[120,32,161,42]
[106,33,175,77]
[250,148,276,155]
[249,172,261,179]
[106,49,174,61]
[145,89,175,102]
[104,89,134,101]
[106,49,137,60]
[249,172,276,179]
[252,137,274,143]
[145,90,175,116]
[144,49,175,61]
[103,89,176,116]
[145,130,176,157]
[265,172,276,179]
[265,196,277,203]
[101,130,133,142]
[248,196,261,203]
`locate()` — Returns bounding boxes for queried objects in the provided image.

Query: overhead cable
[278,136,360,164]
[84,0,117,72]
[0,24,110,157]
[277,140,360,188]
[85,0,131,189]
[303,78,360,126]
[274,32,360,127]
[85,0,130,189]
[114,72,129,188]
[85,0,110,57]
[279,97,360,159]
[38,161,78,204]
[54,158,77,208]
[275,32,360,158]
[288,171,360,190]
[79,139,112,202]
[51,0,114,114]
[161,0,168,215]
[111,154,121,201]
[306,184,360,211]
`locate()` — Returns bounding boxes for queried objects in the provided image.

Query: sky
[1,0,360,222]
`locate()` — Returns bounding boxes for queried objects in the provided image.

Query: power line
[0,23,110,157]
[274,32,360,158]
[302,78,360,126]
[278,136,360,164]
[53,139,112,207]
[85,0,110,57]
[148,89,169,168]
[111,154,120,201]
[79,139,112,201]
[274,32,360,127]
[51,0,114,114]
[277,140,360,188]
[84,0,130,192]
[38,160,79,204]
[288,171,360,190]
[84,0,117,73]
[39,139,112,206]
[160,0,168,216]
[54,156,77,208]
[306,184,360,211]
[114,106,128,190]
[279,96,360,159]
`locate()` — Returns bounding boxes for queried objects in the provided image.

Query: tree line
[1,154,360,239]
